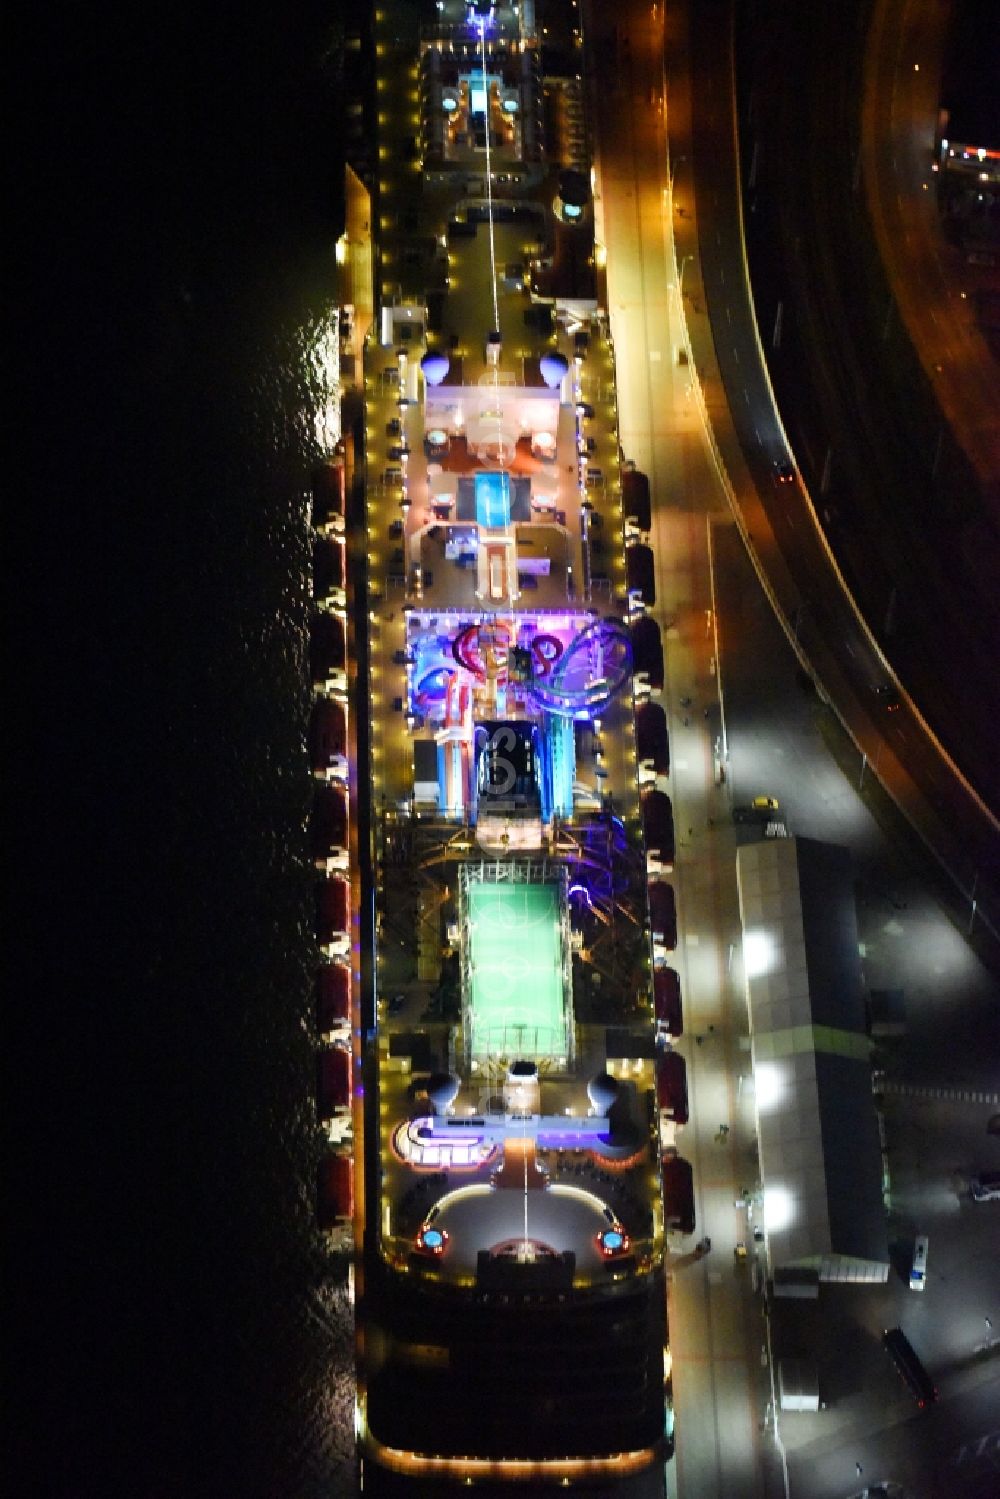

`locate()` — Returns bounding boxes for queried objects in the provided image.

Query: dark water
[15,3,357,1494]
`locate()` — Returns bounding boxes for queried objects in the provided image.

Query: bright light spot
[763,1183,795,1233]
[754,1061,785,1113]
[743,928,776,979]
[309,317,342,453]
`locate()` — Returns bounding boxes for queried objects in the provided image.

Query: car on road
[773,460,795,485]
[970,1170,1000,1201]
[732,797,780,826]
[874,684,901,712]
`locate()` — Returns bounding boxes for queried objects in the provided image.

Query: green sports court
[465,881,568,1060]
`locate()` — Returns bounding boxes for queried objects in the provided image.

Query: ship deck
[358,0,669,1476]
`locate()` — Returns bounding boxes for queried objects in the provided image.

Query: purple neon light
[411,1115,608,1147]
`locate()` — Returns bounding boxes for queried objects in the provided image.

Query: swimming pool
[475,471,511,529]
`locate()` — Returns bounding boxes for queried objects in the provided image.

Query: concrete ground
[586,1,772,1495]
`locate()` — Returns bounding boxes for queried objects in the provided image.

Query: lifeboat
[316,964,351,1038]
[317,1045,351,1121]
[317,1152,353,1229]
[653,967,683,1037]
[656,1049,688,1124]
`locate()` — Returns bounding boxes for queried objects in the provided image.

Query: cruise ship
[313,0,683,1490]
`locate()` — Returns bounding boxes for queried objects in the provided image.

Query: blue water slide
[537,720,553,824]
[547,712,576,817]
[437,742,448,815]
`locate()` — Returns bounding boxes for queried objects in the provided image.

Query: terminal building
[736,837,889,1289]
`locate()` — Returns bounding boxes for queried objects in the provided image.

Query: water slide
[547,712,576,817]
[529,619,632,717]
[416,665,452,704]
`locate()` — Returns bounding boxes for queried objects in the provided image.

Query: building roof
[736,837,887,1275]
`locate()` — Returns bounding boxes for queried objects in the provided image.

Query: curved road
[864,0,1000,513]
[666,0,1000,930]
[735,0,1000,814]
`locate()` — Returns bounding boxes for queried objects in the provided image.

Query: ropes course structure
[416,619,630,719]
